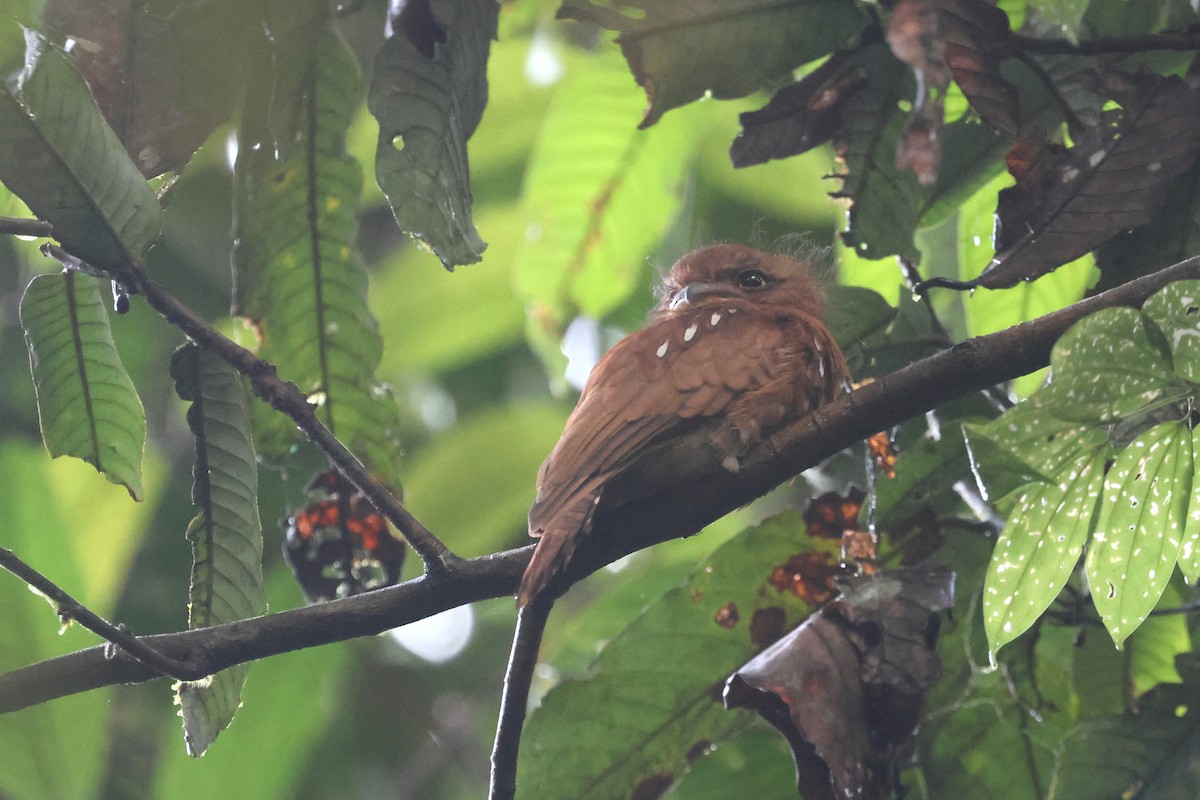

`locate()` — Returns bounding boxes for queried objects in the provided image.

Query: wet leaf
[977,73,1200,288]
[559,0,867,129]
[939,0,1018,136]
[368,0,497,268]
[1181,425,1200,582]
[724,565,954,800]
[1086,421,1191,647]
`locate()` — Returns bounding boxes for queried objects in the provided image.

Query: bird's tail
[518,495,597,607]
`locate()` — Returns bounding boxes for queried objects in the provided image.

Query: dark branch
[0,547,207,681]
[3,255,1199,714]
[0,216,53,238]
[124,266,465,574]
[490,596,553,800]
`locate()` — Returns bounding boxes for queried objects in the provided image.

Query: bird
[517,243,848,607]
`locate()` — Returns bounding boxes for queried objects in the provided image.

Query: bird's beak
[668,281,726,310]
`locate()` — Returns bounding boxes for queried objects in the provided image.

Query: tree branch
[0,547,207,681]
[123,265,465,574]
[0,216,53,238]
[3,255,1198,715]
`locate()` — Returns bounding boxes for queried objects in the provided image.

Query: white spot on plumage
[657,340,669,358]
[710,312,722,326]
[684,322,698,342]
[721,455,740,472]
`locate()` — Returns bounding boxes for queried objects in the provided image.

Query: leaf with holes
[0,29,160,270]
[977,73,1200,289]
[517,512,824,800]
[1038,307,1182,423]
[1087,422,1192,647]
[983,448,1106,653]
[1142,279,1200,383]
[368,0,495,268]
[19,273,145,500]
[560,0,866,129]
[233,26,402,482]
[169,343,267,757]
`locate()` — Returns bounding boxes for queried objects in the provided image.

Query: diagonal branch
[3,254,1198,715]
[124,265,465,574]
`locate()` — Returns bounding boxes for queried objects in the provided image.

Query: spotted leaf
[1086,422,1192,647]
[1039,307,1181,423]
[974,393,1108,480]
[1141,279,1200,384]
[983,448,1106,654]
[1178,425,1200,583]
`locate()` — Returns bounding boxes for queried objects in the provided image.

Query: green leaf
[517,512,822,800]
[1087,421,1192,647]
[983,448,1106,653]
[233,26,403,483]
[833,44,920,262]
[19,272,145,499]
[367,0,496,268]
[560,0,866,128]
[824,285,896,351]
[975,394,1108,480]
[1037,0,1090,43]
[403,402,569,556]
[0,442,109,800]
[1050,654,1200,800]
[961,424,1055,505]
[372,204,527,375]
[0,28,160,268]
[169,343,267,757]
[513,46,710,359]
[1141,279,1200,383]
[874,431,971,530]
[42,0,275,177]
[1040,307,1182,423]
[1181,425,1200,582]
[154,570,349,795]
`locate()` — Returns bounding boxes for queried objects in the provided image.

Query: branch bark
[3,256,1198,715]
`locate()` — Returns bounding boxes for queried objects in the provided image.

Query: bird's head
[654,244,827,319]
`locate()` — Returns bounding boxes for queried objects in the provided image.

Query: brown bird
[517,244,848,607]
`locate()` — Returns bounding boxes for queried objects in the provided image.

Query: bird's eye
[737,268,769,289]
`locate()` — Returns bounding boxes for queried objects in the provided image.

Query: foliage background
[0,0,1198,799]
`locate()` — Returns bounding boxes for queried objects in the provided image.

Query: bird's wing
[528,304,802,535]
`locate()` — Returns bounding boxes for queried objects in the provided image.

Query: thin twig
[0,216,53,238]
[123,265,465,574]
[1013,31,1200,56]
[0,547,207,681]
[489,596,553,800]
